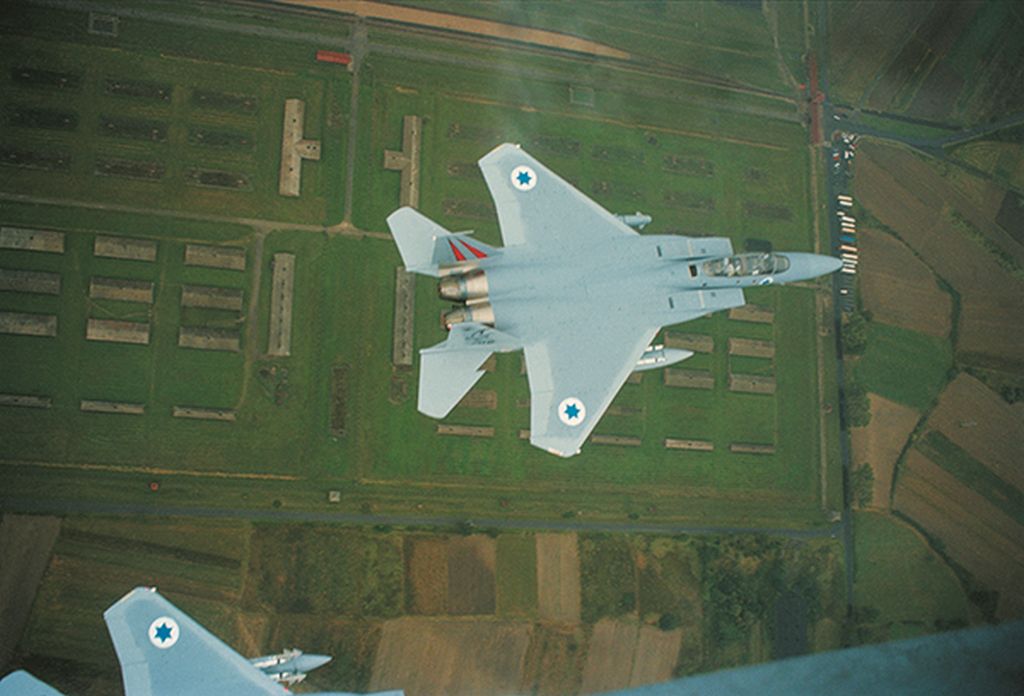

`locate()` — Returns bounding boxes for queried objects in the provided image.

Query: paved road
[0,497,843,539]
[812,2,857,615]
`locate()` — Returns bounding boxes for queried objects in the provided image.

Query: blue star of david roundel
[557,397,586,426]
[148,616,180,649]
[510,165,537,191]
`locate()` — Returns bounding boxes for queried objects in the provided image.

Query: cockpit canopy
[702,253,790,277]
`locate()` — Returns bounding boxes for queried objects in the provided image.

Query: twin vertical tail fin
[386,207,498,276]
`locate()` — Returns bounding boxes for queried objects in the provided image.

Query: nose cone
[780,253,843,282]
[294,654,332,673]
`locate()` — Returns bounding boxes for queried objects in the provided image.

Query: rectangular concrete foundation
[437,424,495,438]
[278,99,322,197]
[383,115,422,208]
[267,253,295,356]
[86,319,150,345]
[730,442,776,454]
[591,434,641,447]
[0,227,64,253]
[728,337,775,358]
[728,373,776,394]
[94,235,157,262]
[392,267,415,366]
[0,312,57,337]
[664,332,714,353]
[729,305,774,324]
[0,269,61,295]
[181,285,243,311]
[90,276,154,303]
[663,368,714,389]
[664,438,714,451]
[172,406,237,422]
[0,394,52,408]
[80,400,145,415]
[184,244,246,271]
[178,327,240,352]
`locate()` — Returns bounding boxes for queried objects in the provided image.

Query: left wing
[524,321,660,457]
[477,143,636,250]
[104,588,287,696]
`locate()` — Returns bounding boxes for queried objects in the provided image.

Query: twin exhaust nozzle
[439,270,493,329]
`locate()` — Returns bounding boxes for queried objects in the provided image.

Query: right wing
[477,143,636,250]
[104,588,286,696]
[524,320,660,457]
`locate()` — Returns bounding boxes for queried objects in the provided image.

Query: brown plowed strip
[282,0,630,59]
[629,625,682,687]
[857,227,951,337]
[535,533,581,623]
[580,618,639,693]
[926,373,1024,492]
[893,450,1024,617]
[369,617,532,694]
[850,393,920,509]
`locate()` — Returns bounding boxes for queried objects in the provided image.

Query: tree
[842,312,868,354]
[844,381,871,427]
[851,463,875,508]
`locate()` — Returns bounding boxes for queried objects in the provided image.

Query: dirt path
[281,0,629,60]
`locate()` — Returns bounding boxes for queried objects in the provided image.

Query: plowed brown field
[926,373,1024,492]
[855,142,1024,365]
[893,450,1024,618]
[857,227,951,337]
[536,533,581,623]
[369,617,532,695]
[850,393,920,508]
[629,625,683,687]
[447,535,496,615]
[580,618,638,693]
[405,537,447,614]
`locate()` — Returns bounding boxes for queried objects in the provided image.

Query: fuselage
[439,234,840,342]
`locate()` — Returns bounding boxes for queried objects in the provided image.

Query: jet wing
[478,143,637,249]
[524,322,659,457]
[104,587,287,696]
[0,671,66,696]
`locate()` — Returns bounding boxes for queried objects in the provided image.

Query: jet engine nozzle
[443,302,495,330]
[438,269,489,302]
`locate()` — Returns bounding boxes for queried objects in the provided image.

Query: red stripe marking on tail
[458,239,489,259]
[448,239,466,261]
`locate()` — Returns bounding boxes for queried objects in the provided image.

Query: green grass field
[851,321,953,411]
[0,0,837,530]
[852,512,971,642]
[13,518,845,693]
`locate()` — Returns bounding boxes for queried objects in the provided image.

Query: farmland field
[852,512,971,642]
[849,394,920,509]
[0,0,868,691]
[850,322,952,411]
[9,518,846,693]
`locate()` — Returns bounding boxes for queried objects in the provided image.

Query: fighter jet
[0,587,403,696]
[250,648,332,686]
[387,143,842,458]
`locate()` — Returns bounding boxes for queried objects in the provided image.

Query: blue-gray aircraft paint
[388,143,842,457]
[0,587,403,696]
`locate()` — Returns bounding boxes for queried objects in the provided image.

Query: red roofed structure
[315,49,351,65]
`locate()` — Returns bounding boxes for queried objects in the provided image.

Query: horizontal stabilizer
[386,208,498,276]
[418,323,521,418]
